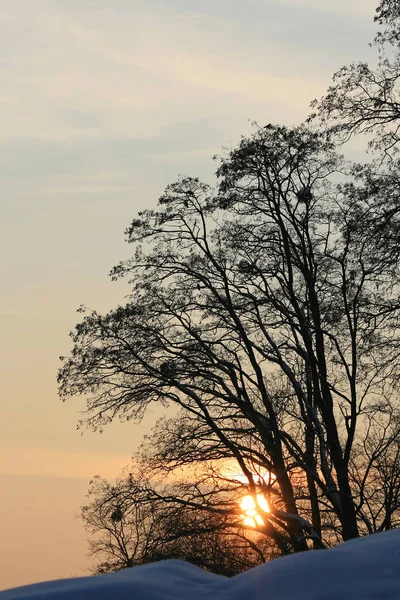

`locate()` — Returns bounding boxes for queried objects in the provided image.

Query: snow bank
[2,529,400,600]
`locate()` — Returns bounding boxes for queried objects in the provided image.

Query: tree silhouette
[59,122,400,555]
[81,475,276,576]
[311,0,400,156]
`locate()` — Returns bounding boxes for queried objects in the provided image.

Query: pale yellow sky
[0,0,377,590]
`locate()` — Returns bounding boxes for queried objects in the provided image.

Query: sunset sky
[1,0,377,590]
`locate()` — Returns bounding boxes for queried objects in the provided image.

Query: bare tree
[59,122,400,555]
[82,474,275,576]
[310,0,400,156]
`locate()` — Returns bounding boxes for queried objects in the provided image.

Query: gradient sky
[0,0,378,590]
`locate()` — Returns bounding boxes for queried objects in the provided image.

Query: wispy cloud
[268,0,377,18]
[2,0,374,146]
[0,447,131,479]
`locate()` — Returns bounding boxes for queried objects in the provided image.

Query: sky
[0,0,378,591]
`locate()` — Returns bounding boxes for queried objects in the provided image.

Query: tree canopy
[311,0,400,155]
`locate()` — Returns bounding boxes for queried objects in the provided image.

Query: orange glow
[240,494,269,528]
[223,466,274,486]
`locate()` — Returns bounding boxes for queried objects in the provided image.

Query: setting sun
[240,494,269,528]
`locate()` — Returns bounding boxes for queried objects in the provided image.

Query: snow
[1,529,400,600]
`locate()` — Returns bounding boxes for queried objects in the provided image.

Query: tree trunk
[336,467,359,540]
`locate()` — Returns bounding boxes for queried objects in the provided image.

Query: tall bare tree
[59,121,400,556]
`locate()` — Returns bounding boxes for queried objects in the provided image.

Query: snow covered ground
[1,529,400,600]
